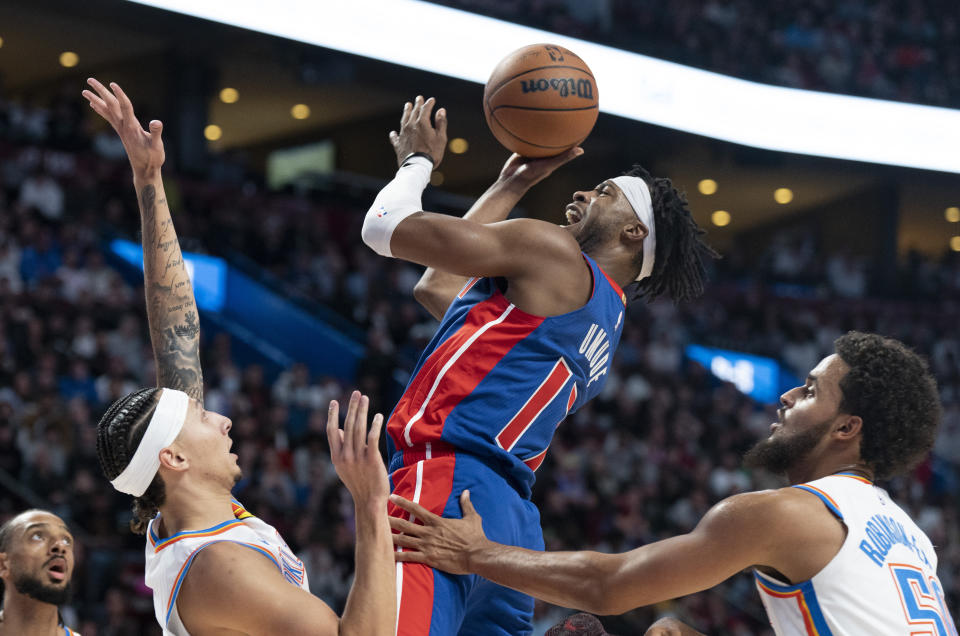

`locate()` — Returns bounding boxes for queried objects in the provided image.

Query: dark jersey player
[361,96,716,635]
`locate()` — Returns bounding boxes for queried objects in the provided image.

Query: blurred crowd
[431,0,960,109]
[1,82,958,635]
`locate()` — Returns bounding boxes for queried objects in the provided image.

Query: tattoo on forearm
[139,183,204,402]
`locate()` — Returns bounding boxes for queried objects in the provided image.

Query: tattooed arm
[83,79,203,401]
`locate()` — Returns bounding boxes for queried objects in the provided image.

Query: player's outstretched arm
[82,79,203,402]
[362,97,585,297]
[390,488,838,615]
[174,392,394,636]
[327,392,395,636]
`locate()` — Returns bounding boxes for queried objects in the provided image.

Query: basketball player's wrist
[494,175,533,195]
[399,151,435,168]
[464,537,498,573]
[132,168,161,186]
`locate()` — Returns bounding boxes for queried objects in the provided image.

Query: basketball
[483,43,599,158]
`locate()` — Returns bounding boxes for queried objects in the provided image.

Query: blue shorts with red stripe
[389,449,544,636]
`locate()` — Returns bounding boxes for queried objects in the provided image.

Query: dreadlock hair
[545,613,612,635]
[96,387,166,535]
[834,332,941,480]
[625,165,719,303]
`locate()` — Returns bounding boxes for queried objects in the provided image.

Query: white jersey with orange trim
[143,500,309,636]
[754,472,957,636]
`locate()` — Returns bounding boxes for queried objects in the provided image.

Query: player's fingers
[436,107,448,136]
[420,97,436,123]
[342,391,361,457]
[395,551,428,564]
[401,101,413,127]
[392,533,422,550]
[110,82,138,123]
[353,395,369,455]
[80,89,107,111]
[87,78,122,118]
[390,494,434,522]
[388,516,423,536]
[562,146,584,162]
[367,413,383,449]
[81,91,112,121]
[325,400,342,456]
[148,120,164,146]
[459,490,478,517]
[411,95,424,122]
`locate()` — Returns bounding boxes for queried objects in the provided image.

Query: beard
[12,571,72,605]
[743,418,833,475]
[574,217,617,255]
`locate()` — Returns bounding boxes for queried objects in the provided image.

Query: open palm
[82,78,165,179]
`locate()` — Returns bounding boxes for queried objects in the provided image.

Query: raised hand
[388,490,488,575]
[82,78,164,181]
[327,392,389,504]
[389,95,448,167]
[497,146,584,189]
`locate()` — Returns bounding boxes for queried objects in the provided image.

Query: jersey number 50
[890,563,957,636]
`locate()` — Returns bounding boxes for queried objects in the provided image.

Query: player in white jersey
[83,79,395,636]
[0,510,81,636]
[386,331,958,635]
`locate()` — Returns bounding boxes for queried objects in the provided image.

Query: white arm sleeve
[361,156,432,257]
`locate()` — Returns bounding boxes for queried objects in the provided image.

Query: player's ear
[834,414,863,440]
[622,220,647,244]
[159,445,189,472]
[0,551,8,577]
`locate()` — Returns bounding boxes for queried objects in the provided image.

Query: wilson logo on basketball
[519,78,594,100]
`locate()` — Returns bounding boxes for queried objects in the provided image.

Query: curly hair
[625,165,719,304]
[834,331,941,480]
[96,387,167,535]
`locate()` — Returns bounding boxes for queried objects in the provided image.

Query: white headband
[110,388,189,497]
[610,176,656,281]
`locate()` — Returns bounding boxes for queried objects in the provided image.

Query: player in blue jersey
[361,96,716,635]
[390,332,956,636]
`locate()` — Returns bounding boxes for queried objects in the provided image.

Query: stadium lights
[59,51,79,68]
[0,36,4,48]
[204,124,223,141]
[449,138,469,154]
[125,0,960,174]
[951,237,960,252]
[774,188,794,204]
[711,210,731,227]
[291,104,311,120]
[220,87,239,103]
[698,179,718,195]
[946,207,960,223]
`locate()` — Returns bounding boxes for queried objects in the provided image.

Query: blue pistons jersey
[386,253,626,495]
